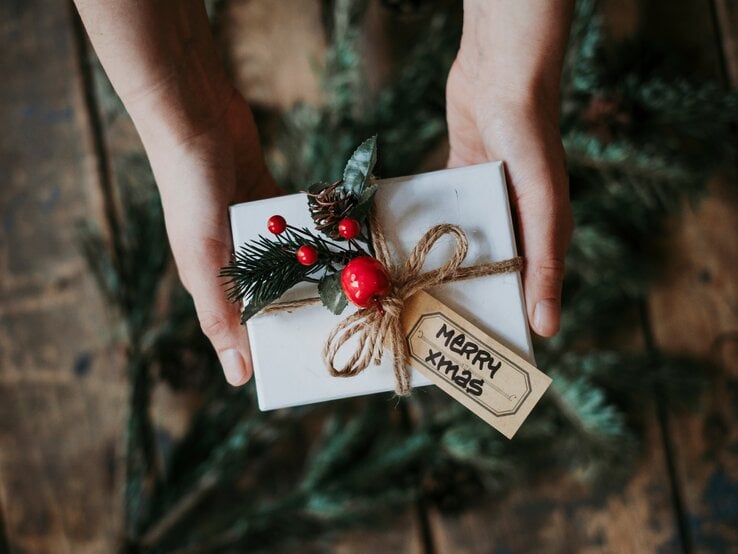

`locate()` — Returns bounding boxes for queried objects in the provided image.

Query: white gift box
[229,162,534,410]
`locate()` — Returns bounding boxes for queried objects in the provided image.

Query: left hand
[446,54,573,337]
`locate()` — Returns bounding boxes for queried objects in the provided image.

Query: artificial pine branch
[221,232,318,303]
[223,136,378,319]
[220,226,366,321]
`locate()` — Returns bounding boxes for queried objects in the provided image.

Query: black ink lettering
[472,349,492,371]
[460,341,478,360]
[425,349,441,365]
[467,378,484,396]
[437,355,459,379]
[453,369,471,388]
[436,323,455,348]
[488,359,502,379]
[450,333,466,354]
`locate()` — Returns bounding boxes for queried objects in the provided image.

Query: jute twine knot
[321,213,523,396]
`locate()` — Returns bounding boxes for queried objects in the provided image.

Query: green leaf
[347,183,378,224]
[340,136,377,196]
[318,272,348,315]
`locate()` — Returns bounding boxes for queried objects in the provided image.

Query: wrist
[458,0,571,111]
[123,53,234,149]
[454,49,561,121]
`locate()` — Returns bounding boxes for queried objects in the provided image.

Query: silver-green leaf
[318,272,348,315]
[347,183,378,223]
[341,136,377,196]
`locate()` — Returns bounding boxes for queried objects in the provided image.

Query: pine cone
[307,180,357,239]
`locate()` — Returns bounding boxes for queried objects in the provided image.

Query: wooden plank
[424,1,682,550]
[648,177,738,552]
[436,0,738,549]
[222,0,326,110]
[428,415,681,553]
[331,511,424,554]
[0,1,126,552]
[644,1,738,552]
[218,4,432,552]
[640,0,725,80]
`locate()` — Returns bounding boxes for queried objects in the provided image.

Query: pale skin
[74,0,574,386]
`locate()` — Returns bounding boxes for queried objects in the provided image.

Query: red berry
[341,256,391,309]
[296,245,318,266]
[267,215,287,234]
[338,217,361,239]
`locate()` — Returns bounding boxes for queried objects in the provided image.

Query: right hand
[132,84,279,386]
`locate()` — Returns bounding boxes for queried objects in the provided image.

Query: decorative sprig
[307,136,379,239]
[220,233,309,316]
[221,136,382,321]
[220,225,367,322]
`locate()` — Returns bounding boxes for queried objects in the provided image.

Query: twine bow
[322,215,523,396]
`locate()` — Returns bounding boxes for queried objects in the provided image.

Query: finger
[177,235,253,386]
[520,194,571,337]
[477,110,572,337]
[513,175,572,337]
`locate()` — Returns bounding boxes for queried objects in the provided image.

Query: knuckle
[535,258,566,291]
[199,311,229,341]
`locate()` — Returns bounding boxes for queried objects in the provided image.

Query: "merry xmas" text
[423,323,503,397]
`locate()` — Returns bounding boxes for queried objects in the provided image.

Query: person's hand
[74,0,279,385]
[446,1,574,337]
[132,84,279,386]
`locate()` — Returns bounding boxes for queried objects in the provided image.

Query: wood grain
[222,0,326,110]
[1,0,735,553]
[644,1,738,552]
[330,511,423,554]
[0,1,125,552]
[648,179,738,553]
[219,4,429,552]
[425,1,736,551]
[422,3,653,552]
[427,415,682,554]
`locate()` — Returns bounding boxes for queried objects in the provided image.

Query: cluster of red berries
[267,214,361,267]
[267,215,319,266]
[266,214,391,309]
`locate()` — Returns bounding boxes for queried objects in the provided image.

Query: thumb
[178,236,253,386]
[514,175,572,337]
[477,107,572,337]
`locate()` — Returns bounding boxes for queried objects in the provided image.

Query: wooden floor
[0,1,737,553]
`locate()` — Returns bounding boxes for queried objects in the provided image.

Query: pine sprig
[220,234,311,312]
[223,136,378,320]
[220,226,367,322]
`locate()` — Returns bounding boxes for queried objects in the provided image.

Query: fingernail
[220,349,248,386]
[534,299,560,336]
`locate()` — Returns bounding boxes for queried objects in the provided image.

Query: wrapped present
[228,160,537,415]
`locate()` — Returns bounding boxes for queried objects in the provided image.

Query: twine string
[257,211,523,396]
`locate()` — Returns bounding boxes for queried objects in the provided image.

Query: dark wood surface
[641,1,738,552]
[0,1,126,553]
[0,0,736,552]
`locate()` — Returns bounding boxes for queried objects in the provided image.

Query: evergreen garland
[81,0,737,551]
